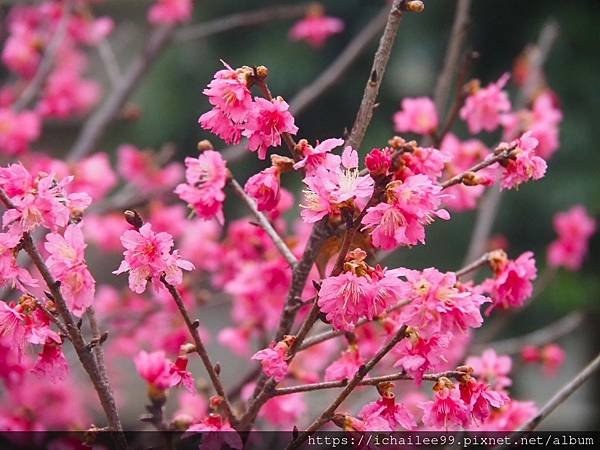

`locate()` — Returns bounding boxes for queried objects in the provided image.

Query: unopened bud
[255,65,269,80]
[180,343,196,354]
[197,139,214,152]
[404,1,425,13]
[124,210,144,229]
[271,154,295,173]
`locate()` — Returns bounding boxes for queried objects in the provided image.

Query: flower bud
[365,148,392,177]
[197,139,214,152]
[124,209,144,229]
[404,1,425,13]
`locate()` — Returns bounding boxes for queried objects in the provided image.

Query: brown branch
[287,325,408,449]
[273,369,465,396]
[456,252,491,278]
[345,0,407,151]
[13,1,71,112]
[432,0,472,118]
[97,39,122,88]
[0,191,126,449]
[471,311,584,356]
[161,278,236,425]
[175,4,310,42]
[229,178,298,268]
[67,24,175,161]
[518,351,600,431]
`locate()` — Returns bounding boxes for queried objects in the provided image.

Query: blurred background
[25,0,600,430]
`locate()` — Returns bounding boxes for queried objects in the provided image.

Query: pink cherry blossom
[185,414,242,450]
[148,0,193,25]
[522,344,565,376]
[0,108,41,156]
[460,73,511,134]
[32,342,68,383]
[261,393,307,427]
[169,355,196,393]
[365,147,393,177]
[421,383,471,430]
[460,377,509,424]
[293,138,344,173]
[362,175,450,250]
[244,166,281,212]
[198,108,244,145]
[117,144,183,192]
[289,13,344,48]
[393,97,439,135]
[466,349,512,391]
[486,400,537,431]
[134,350,173,390]
[114,223,194,294]
[252,341,289,382]
[175,150,228,223]
[44,224,95,317]
[547,205,596,270]
[397,268,488,338]
[499,131,546,190]
[393,333,450,385]
[242,97,298,160]
[394,146,448,181]
[359,395,416,431]
[69,153,117,201]
[0,301,26,348]
[0,231,38,289]
[484,251,537,311]
[202,65,253,123]
[325,346,363,381]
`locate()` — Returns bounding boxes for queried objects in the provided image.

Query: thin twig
[175,4,310,42]
[161,278,236,425]
[273,369,465,396]
[287,325,408,449]
[229,178,298,268]
[432,0,472,119]
[471,311,584,356]
[67,24,175,161]
[456,252,491,278]
[13,1,71,112]
[519,351,600,431]
[97,40,122,88]
[345,0,406,151]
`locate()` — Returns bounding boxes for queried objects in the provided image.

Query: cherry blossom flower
[69,153,117,201]
[460,377,509,424]
[0,301,26,348]
[359,385,416,431]
[393,332,450,385]
[261,393,307,427]
[294,138,344,173]
[522,344,565,376]
[169,355,196,393]
[185,414,242,450]
[421,379,471,430]
[289,8,344,48]
[498,131,546,190]
[32,342,68,382]
[393,145,448,181]
[397,268,488,338]
[202,64,253,123]
[148,0,193,25]
[251,340,290,382]
[243,97,298,160]
[117,144,183,192]
[325,345,363,381]
[365,147,393,177]
[460,73,511,134]
[362,175,450,250]
[466,349,513,391]
[485,400,537,431]
[0,231,38,289]
[244,166,281,212]
[114,223,194,294]
[198,108,244,145]
[547,205,596,270]
[44,224,95,317]
[0,108,41,156]
[134,350,174,390]
[175,150,228,223]
[483,251,537,311]
[393,97,439,135]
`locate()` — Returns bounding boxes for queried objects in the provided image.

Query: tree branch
[345,0,406,151]
[287,325,408,449]
[519,351,600,431]
[161,278,236,425]
[229,178,298,269]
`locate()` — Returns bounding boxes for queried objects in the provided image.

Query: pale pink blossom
[44,224,95,317]
[69,153,117,200]
[362,175,450,249]
[547,205,596,270]
[0,108,41,156]
[499,131,546,190]
[175,150,228,223]
[460,73,511,134]
[148,0,193,25]
[289,14,344,48]
[466,349,512,391]
[243,97,298,160]
[325,346,363,381]
[393,97,439,135]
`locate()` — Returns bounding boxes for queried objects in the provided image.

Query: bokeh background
[34,0,600,429]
